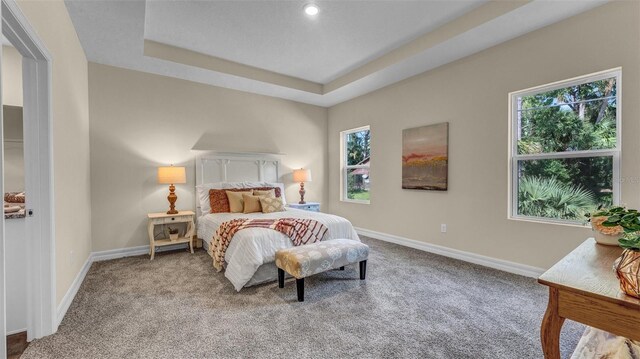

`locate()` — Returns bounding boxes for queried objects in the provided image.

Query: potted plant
[600,211,640,299]
[168,227,180,241]
[585,206,627,246]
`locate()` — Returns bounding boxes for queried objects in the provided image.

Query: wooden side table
[147,210,195,260]
[287,202,320,212]
[538,238,640,358]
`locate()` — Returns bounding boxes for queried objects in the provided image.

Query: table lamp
[157,165,186,214]
[293,168,312,204]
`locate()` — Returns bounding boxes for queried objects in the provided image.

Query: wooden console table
[538,238,640,359]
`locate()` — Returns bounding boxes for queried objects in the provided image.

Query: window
[509,69,621,224]
[341,126,371,203]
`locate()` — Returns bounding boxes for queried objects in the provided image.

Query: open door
[1,0,55,349]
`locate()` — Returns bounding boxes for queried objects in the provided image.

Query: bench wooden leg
[278,268,285,288]
[296,278,304,302]
[359,260,367,280]
[339,266,345,271]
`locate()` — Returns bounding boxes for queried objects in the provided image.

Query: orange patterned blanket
[211,218,328,271]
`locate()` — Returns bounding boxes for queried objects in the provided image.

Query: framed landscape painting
[402,122,448,191]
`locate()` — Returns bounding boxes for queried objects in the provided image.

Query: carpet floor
[22,237,584,358]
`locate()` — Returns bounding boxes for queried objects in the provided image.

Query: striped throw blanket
[211,218,328,271]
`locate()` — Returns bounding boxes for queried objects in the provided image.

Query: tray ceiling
[65,0,607,107]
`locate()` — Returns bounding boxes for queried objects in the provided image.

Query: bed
[194,152,360,291]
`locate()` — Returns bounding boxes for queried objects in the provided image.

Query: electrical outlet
[440,224,447,233]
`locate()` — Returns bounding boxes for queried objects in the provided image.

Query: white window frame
[508,68,622,226]
[340,125,371,204]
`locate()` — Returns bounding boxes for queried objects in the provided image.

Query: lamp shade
[293,168,312,183]
[157,166,186,184]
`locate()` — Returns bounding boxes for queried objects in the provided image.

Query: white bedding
[197,208,360,291]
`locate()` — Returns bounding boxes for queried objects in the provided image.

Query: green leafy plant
[585,205,627,223]
[600,209,640,251]
[618,237,640,251]
[168,227,179,235]
[518,176,595,220]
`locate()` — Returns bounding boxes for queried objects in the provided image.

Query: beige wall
[328,2,640,270]
[17,0,91,305]
[88,63,328,252]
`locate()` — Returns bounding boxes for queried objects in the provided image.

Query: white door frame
[0,4,5,354]
[1,0,55,343]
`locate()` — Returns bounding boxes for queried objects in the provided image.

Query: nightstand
[147,210,195,260]
[287,202,320,212]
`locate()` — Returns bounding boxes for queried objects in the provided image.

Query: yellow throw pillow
[260,196,285,213]
[243,194,263,214]
[226,191,252,213]
[253,189,276,198]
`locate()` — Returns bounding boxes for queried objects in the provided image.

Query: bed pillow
[198,182,286,213]
[253,189,276,198]
[226,191,252,213]
[209,187,282,213]
[242,194,263,214]
[243,182,287,205]
[260,196,285,213]
[209,188,239,213]
[197,182,245,214]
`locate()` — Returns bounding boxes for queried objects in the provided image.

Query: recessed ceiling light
[304,4,319,16]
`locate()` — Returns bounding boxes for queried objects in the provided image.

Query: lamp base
[298,182,306,204]
[167,184,178,214]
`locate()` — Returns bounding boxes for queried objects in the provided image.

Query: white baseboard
[91,245,149,262]
[56,242,190,326]
[56,254,92,327]
[355,227,545,278]
[92,243,190,262]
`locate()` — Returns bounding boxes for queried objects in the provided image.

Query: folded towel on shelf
[4,192,25,203]
[4,205,21,213]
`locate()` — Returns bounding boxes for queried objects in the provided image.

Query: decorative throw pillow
[260,196,285,213]
[209,189,248,213]
[253,189,276,198]
[226,191,253,213]
[252,187,282,198]
[209,187,282,213]
[197,182,245,214]
[244,182,287,204]
[242,194,263,214]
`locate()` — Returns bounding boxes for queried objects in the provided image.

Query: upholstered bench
[275,239,369,302]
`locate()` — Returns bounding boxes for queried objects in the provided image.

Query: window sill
[341,199,370,205]
[508,215,590,229]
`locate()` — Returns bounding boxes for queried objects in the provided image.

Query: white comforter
[198,208,360,291]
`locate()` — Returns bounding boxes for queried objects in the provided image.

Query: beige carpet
[22,236,584,358]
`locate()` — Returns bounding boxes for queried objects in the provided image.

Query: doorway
[1,0,55,356]
[3,42,27,358]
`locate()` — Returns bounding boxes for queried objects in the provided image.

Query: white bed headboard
[194,152,282,217]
